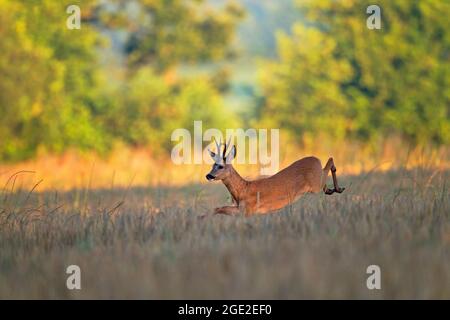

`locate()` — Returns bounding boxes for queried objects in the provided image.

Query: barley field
[0,167,448,299]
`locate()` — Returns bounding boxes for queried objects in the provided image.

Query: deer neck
[222,166,247,203]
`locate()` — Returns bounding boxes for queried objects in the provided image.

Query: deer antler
[208,137,222,163]
[208,136,234,163]
[223,136,232,160]
[216,137,221,156]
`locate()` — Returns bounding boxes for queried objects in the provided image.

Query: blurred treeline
[0,0,449,162]
[257,0,450,150]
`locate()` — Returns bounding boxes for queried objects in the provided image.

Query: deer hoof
[324,188,335,195]
[335,187,345,193]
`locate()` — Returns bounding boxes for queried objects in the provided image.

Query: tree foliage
[121,0,245,71]
[257,0,450,147]
[0,0,242,161]
[1,0,448,163]
[101,67,237,154]
[0,0,107,161]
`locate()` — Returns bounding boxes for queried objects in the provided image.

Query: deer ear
[225,145,236,163]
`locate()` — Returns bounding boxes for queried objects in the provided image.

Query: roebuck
[206,139,345,216]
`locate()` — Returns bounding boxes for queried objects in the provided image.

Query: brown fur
[208,155,345,216]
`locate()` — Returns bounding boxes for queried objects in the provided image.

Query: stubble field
[0,168,449,299]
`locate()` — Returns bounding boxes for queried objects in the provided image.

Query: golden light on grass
[0,161,448,298]
[0,140,448,192]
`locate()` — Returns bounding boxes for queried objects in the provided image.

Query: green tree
[120,0,245,71]
[257,0,450,147]
[257,24,352,143]
[0,0,244,161]
[102,67,237,155]
[0,0,108,161]
[98,0,244,153]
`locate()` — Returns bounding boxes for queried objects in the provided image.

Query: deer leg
[330,164,345,193]
[322,158,334,194]
[214,206,240,216]
[322,158,345,195]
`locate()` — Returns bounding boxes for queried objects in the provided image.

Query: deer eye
[217,165,224,169]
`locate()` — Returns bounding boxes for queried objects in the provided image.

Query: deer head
[205,137,236,181]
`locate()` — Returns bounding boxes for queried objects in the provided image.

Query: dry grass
[1,141,448,191]
[0,166,449,299]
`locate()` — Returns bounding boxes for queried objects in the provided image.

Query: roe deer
[205,139,345,216]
